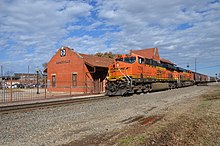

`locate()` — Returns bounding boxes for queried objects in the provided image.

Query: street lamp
[187,63,189,68]
[36,67,40,94]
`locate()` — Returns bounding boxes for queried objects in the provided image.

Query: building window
[52,75,56,87]
[72,73,77,87]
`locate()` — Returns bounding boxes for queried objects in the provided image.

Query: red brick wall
[47,47,94,94]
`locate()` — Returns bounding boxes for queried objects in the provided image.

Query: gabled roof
[160,58,175,65]
[130,48,160,62]
[44,47,114,73]
[130,48,175,65]
[79,53,114,68]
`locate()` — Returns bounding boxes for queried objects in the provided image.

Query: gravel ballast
[0,85,212,146]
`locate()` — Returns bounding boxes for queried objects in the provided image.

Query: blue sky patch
[210,0,219,4]
[175,23,193,31]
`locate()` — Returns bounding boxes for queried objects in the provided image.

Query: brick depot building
[46,47,113,94]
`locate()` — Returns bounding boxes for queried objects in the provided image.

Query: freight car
[105,53,208,96]
[193,72,208,85]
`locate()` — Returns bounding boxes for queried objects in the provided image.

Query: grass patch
[116,85,220,146]
[200,85,220,101]
[118,135,146,145]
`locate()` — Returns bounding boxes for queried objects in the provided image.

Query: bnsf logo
[60,48,66,57]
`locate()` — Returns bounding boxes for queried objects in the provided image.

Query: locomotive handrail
[118,67,130,85]
[126,69,132,87]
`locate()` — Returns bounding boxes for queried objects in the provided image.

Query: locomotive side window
[124,57,136,64]
[152,60,158,66]
[115,58,123,62]
[145,58,152,65]
[138,57,144,64]
[157,63,162,67]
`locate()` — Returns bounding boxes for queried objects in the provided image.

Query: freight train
[105,51,209,96]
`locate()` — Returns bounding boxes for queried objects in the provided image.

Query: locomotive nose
[112,61,120,68]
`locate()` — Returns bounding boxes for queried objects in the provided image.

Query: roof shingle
[160,58,175,65]
[130,48,161,62]
[130,48,175,65]
[79,53,114,68]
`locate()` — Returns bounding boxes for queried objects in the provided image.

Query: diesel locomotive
[105,48,208,96]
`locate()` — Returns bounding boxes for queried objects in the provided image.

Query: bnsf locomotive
[105,48,208,96]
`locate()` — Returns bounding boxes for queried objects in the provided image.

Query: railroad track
[2,84,209,114]
[0,95,118,114]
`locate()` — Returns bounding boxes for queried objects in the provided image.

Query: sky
[0,0,220,77]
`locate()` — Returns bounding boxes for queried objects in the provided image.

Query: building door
[72,73,77,87]
[94,79,100,93]
[52,75,56,87]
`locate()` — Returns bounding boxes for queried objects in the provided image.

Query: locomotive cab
[106,54,149,96]
[106,55,136,95]
[108,55,146,81]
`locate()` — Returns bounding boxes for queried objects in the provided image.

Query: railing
[0,79,105,103]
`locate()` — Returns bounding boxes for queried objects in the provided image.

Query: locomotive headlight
[116,62,120,67]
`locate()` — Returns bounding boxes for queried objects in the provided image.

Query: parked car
[25,84,35,88]
[16,84,25,88]
[7,84,17,89]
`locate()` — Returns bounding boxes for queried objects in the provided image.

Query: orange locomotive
[105,49,205,96]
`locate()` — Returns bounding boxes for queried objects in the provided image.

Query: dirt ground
[64,84,220,146]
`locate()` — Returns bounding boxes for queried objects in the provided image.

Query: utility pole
[36,67,40,94]
[1,65,3,77]
[28,65,29,74]
[195,58,197,73]
[194,58,197,83]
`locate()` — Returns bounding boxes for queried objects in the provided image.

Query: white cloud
[0,0,219,75]
[0,0,92,72]
[0,0,92,47]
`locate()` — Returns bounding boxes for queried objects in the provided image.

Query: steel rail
[0,95,119,114]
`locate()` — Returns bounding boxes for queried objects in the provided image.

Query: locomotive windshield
[115,58,123,62]
[124,57,136,64]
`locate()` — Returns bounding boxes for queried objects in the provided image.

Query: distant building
[45,47,114,94]
[0,76,20,80]
[0,76,20,88]
[14,73,37,84]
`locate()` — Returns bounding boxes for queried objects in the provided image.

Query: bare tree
[95,52,120,59]
[42,63,48,69]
